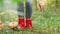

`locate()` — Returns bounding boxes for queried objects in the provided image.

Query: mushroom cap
[8,22,18,28]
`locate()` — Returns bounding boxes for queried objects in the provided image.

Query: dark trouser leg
[26,2,32,18]
[17,2,24,18]
[17,2,25,30]
[25,1,32,29]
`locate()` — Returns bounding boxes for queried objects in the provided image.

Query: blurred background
[0,0,60,34]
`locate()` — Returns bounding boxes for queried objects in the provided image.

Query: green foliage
[0,12,18,22]
[11,0,25,3]
[0,7,60,34]
[0,0,60,34]
[11,0,20,3]
[0,0,3,3]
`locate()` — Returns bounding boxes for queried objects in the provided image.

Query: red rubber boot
[26,19,32,29]
[18,18,25,30]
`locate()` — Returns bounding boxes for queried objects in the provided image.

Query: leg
[39,4,44,12]
[17,2,24,17]
[26,0,33,29]
[17,2,25,30]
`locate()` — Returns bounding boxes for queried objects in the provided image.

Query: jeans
[17,0,33,18]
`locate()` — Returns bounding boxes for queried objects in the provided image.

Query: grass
[0,8,60,34]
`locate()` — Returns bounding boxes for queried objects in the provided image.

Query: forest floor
[0,9,60,34]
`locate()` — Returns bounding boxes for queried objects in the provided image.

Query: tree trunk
[56,0,58,8]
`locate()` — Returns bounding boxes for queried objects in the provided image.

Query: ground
[0,8,60,34]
